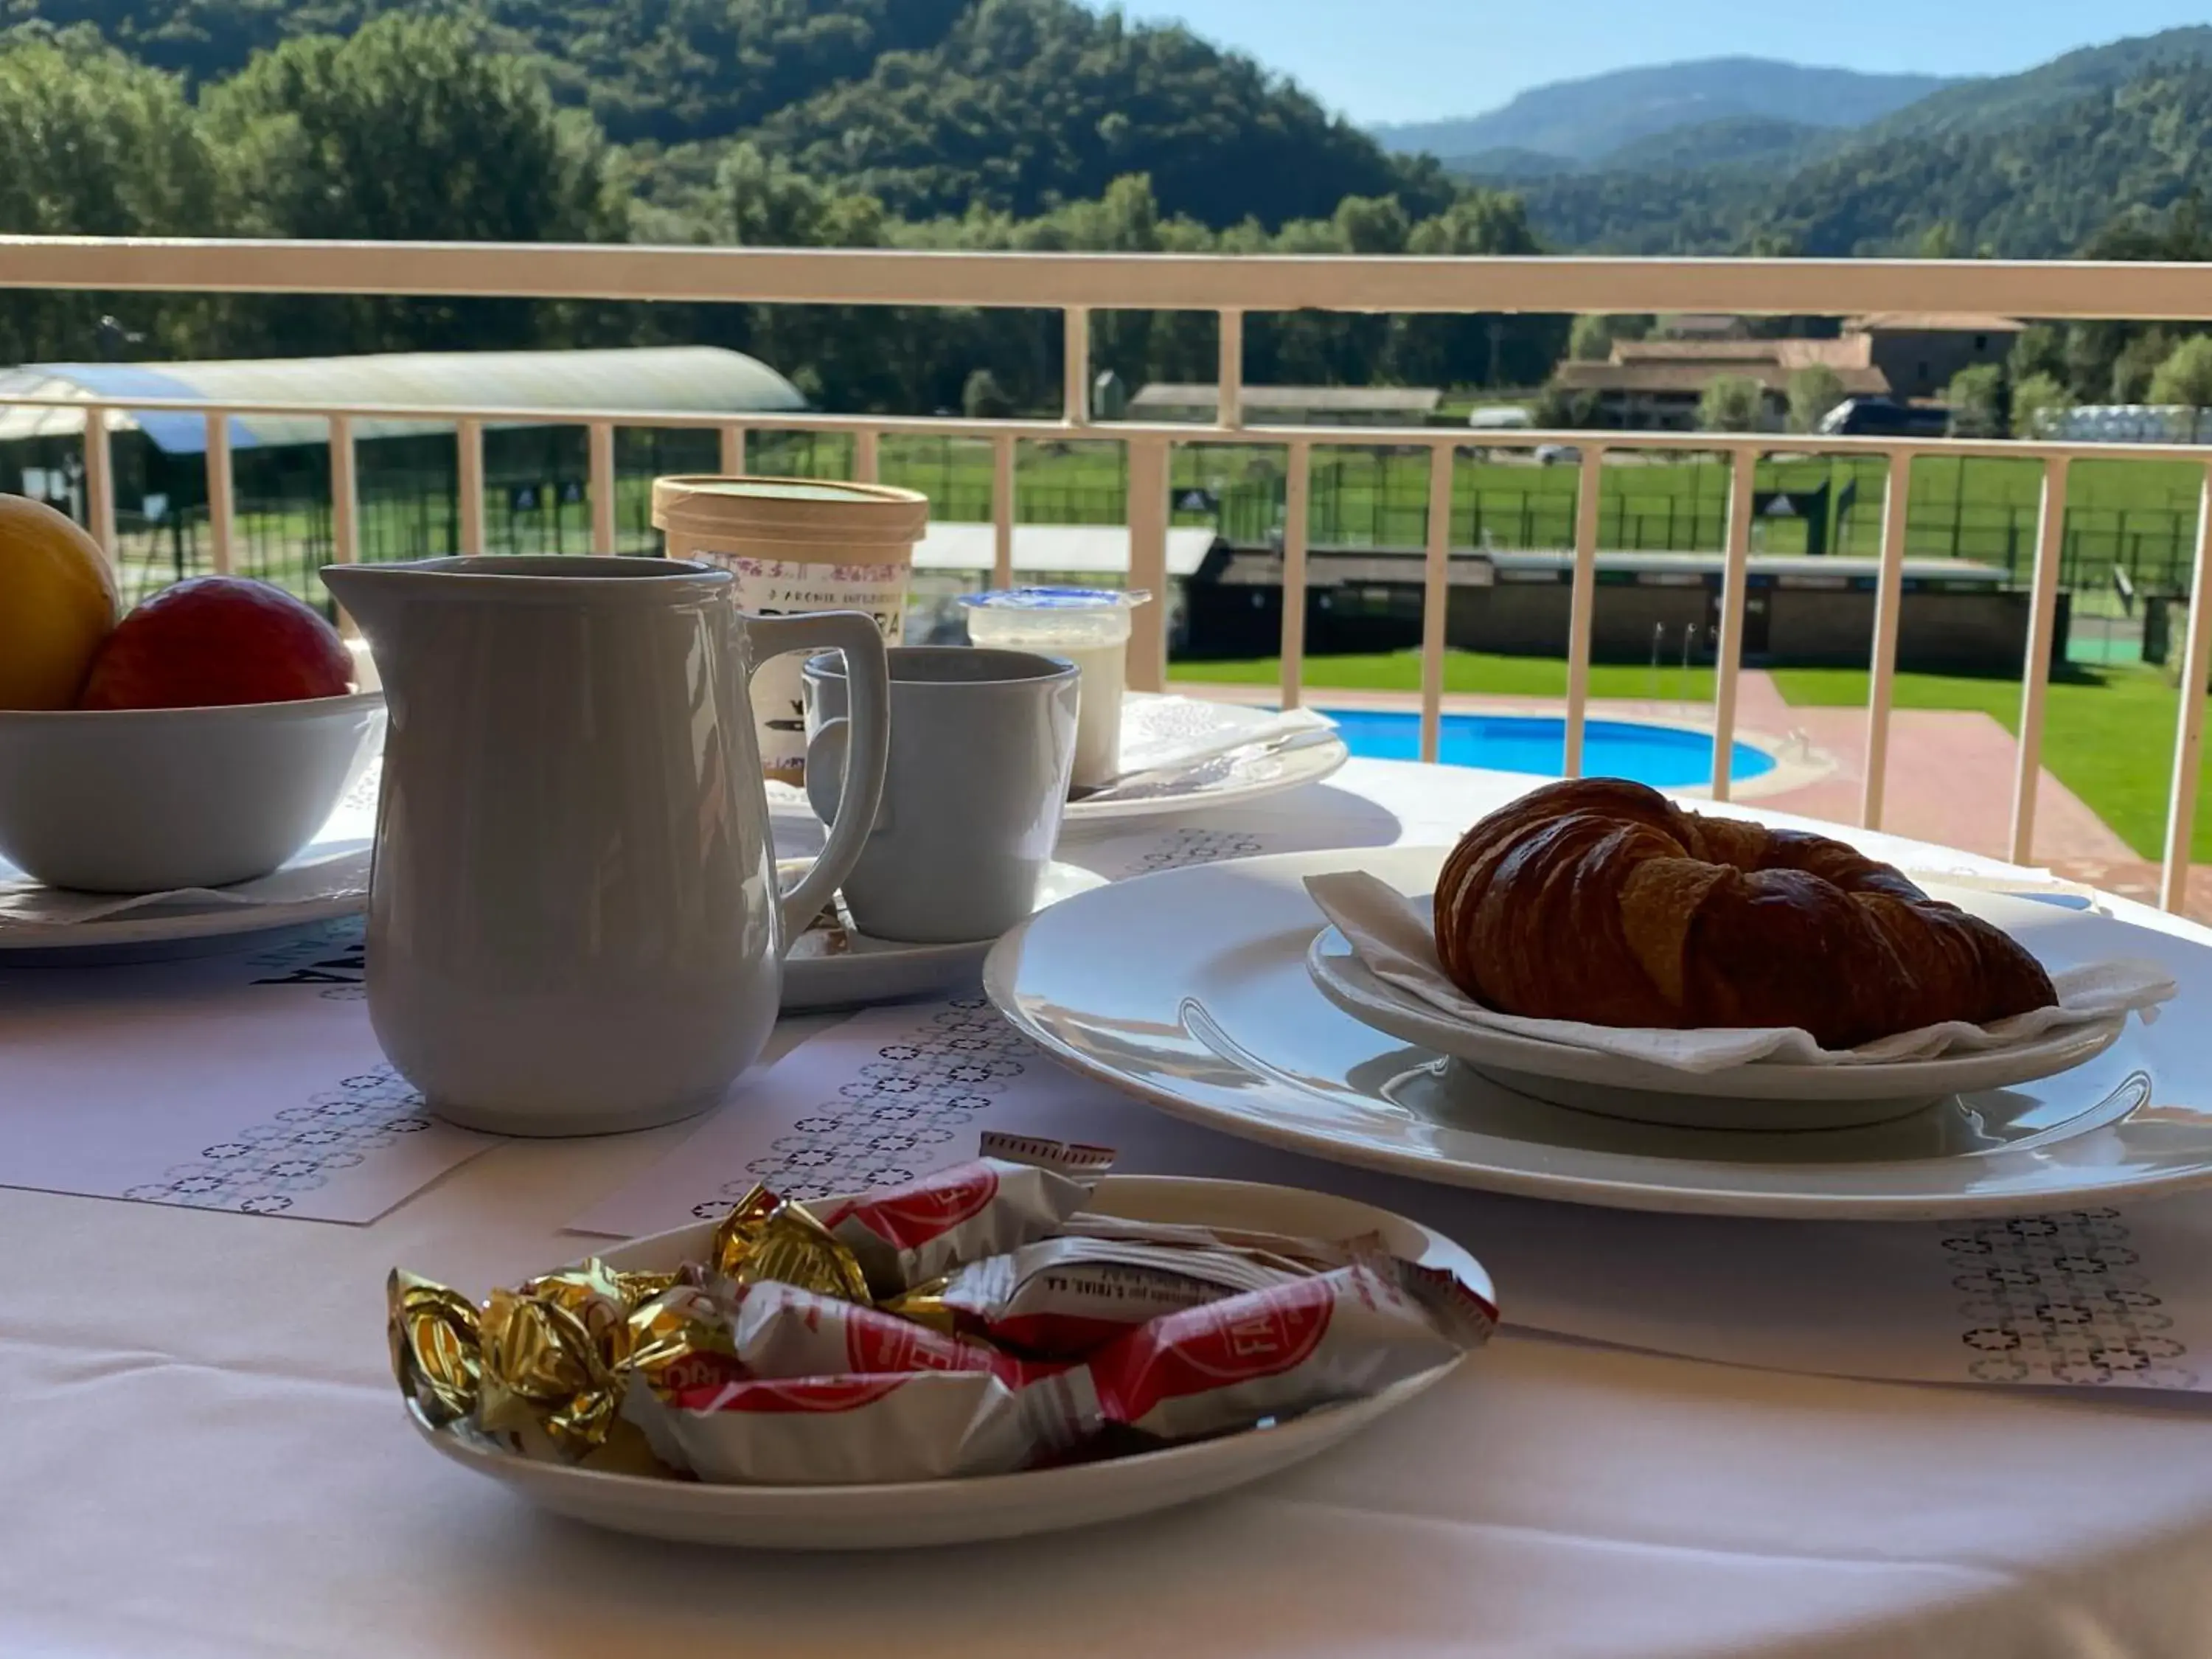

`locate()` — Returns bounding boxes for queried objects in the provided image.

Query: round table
[7,757,2212,1659]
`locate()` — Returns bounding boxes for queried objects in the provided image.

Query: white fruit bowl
[0,691,386,892]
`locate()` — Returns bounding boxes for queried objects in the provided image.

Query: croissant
[1433,778,2057,1048]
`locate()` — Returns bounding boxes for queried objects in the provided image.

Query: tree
[1947,364,2006,437]
[2110,329,2174,403]
[1696,375,1767,434]
[205,14,620,353]
[2149,336,2212,437]
[1787,365,1845,434]
[1530,384,1599,428]
[961,368,1014,419]
[2009,324,2067,386]
[0,27,229,361]
[2010,372,2073,439]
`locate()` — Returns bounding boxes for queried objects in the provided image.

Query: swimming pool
[1321,710,1775,789]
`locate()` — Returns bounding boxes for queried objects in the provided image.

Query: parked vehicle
[1816,397,1952,439]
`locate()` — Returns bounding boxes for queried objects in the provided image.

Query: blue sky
[1114,2,2212,122]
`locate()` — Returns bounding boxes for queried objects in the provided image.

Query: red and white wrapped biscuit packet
[729,1280,1065,1387]
[633,1372,1045,1485]
[813,1132,1114,1295]
[889,1236,1314,1358]
[1087,1260,1498,1447]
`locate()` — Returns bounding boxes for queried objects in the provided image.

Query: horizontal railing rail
[7,237,2212,320]
[1,235,2208,911]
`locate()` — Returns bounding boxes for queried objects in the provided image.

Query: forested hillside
[0,0,1442,226]
[1492,63,2212,258]
[0,14,1548,411]
[1470,27,2212,256]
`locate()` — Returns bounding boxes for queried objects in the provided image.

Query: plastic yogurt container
[653,476,929,782]
[959,588,1152,790]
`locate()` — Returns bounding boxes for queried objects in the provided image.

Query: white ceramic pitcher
[319,555,890,1136]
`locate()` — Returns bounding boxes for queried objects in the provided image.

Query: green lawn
[1172,649,1714,701]
[858,437,2208,588]
[1177,648,2208,862]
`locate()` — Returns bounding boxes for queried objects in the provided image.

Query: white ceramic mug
[319,556,890,1136]
[803,647,1079,944]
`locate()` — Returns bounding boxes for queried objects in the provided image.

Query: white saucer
[984,846,2212,1220]
[405,1175,1489,1549]
[780,859,1107,1012]
[0,776,375,959]
[1061,695,1349,826]
[1306,897,2129,1132]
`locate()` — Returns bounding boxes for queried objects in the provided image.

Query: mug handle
[740,611,891,950]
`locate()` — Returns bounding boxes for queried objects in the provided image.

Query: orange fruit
[0,495,116,709]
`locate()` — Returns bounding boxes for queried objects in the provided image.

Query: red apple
[77,576,354,710]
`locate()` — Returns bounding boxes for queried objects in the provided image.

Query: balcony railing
[6,236,2212,910]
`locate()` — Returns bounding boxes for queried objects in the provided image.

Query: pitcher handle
[741,611,891,948]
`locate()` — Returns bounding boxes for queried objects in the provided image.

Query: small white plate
[1062,695,1349,826]
[1306,907,2129,1132]
[406,1175,1489,1550]
[984,846,2212,1220]
[779,859,1107,1012]
[0,773,376,959]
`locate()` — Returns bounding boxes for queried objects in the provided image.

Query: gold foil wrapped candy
[515,1258,676,1374]
[710,1183,871,1303]
[390,1182,867,1474]
[387,1270,481,1427]
[475,1286,624,1460]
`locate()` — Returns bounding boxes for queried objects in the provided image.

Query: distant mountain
[1497,60,2212,260]
[1437,146,1580,181]
[1596,114,1835,175]
[1373,58,1957,165]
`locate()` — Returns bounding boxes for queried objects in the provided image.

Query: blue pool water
[1322,710,1775,789]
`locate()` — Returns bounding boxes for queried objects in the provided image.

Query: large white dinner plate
[983,846,2212,1220]
[406,1175,1489,1550]
[779,858,1107,1012]
[1306,890,2129,1131]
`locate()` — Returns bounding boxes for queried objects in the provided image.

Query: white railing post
[588,420,616,554]
[2160,462,2212,912]
[2011,456,2073,866]
[992,434,1016,589]
[81,403,114,560]
[203,410,234,576]
[1279,438,1311,712]
[854,428,880,484]
[455,417,484,556]
[1564,445,1607,777]
[328,414,360,636]
[1710,443,1759,803]
[1127,437,1169,692]
[720,423,747,476]
[1063,307,1091,425]
[1862,451,1913,830]
[1217,310,1244,431]
[1420,442,1455,763]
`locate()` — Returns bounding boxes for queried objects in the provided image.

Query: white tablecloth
[10,758,2212,1659]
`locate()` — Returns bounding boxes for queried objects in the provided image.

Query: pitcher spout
[317,561,406,645]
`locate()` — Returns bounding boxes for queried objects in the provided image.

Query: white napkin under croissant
[1305,870,2177,1074]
